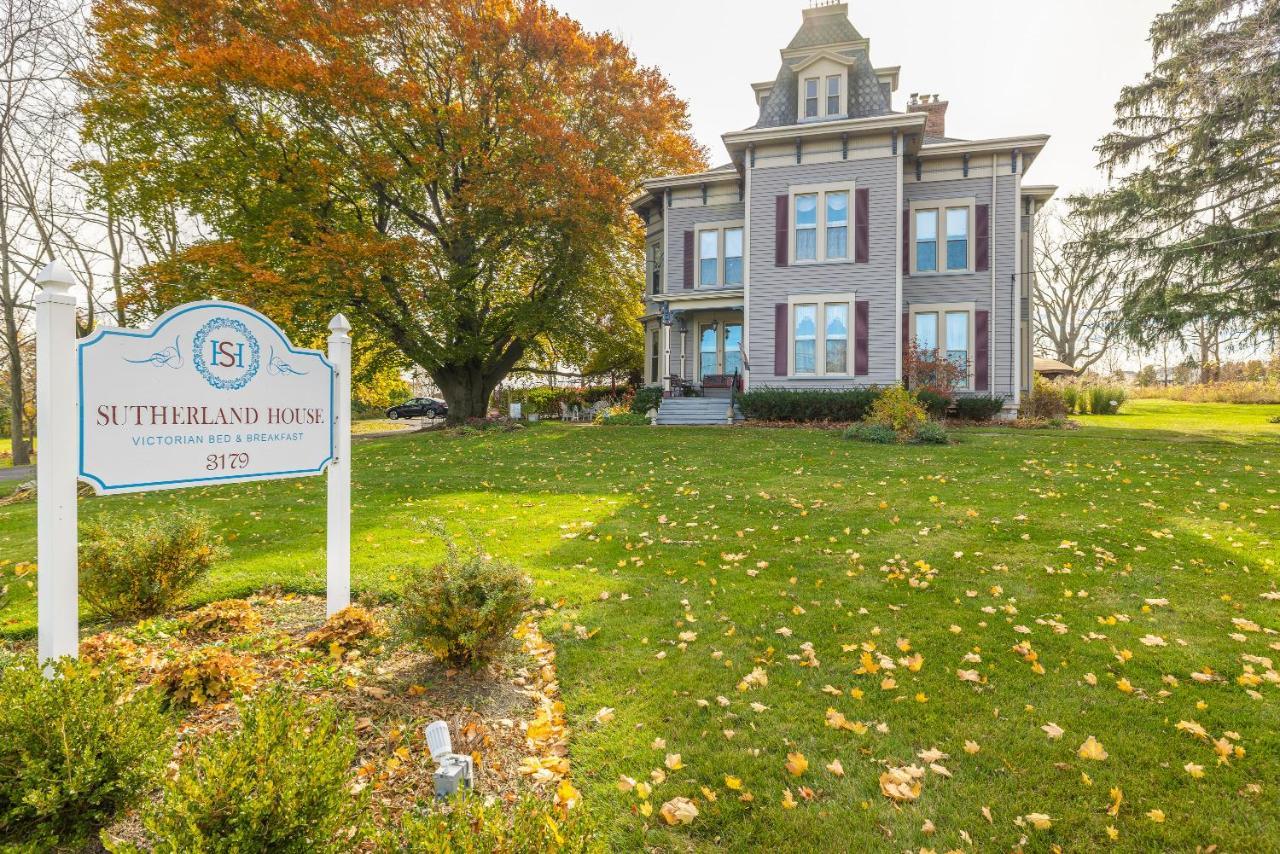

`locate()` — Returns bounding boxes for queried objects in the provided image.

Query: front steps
[655,396,743,426]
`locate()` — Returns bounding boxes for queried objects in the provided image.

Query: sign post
[35,262,79,665]
[326,314,351,616]
[35,259,352,665]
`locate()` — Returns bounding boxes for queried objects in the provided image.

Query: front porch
[644,305,746,398]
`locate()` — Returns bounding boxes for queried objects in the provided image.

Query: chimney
[908,93,948,138]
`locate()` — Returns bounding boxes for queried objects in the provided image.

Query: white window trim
[909,197,976,276]
[796,70,846,122]
[790,182,856,266]
[908,302,976,390]
[787,292,857,378]
[802,76,820,119]
[693,219,745,289]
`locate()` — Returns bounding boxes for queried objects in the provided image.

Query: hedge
[736,388,881,422]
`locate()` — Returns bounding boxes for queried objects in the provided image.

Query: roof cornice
[723,112,926,150]
[917,134,1050,158]
[642,167,742,192]
[1021,184,1058,203]
[780,39,868,61]
[791,48,857,73]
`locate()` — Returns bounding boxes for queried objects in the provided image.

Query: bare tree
[1034,201,1131,374]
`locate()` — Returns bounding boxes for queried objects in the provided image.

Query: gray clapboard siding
[747,156,900,388]
[662,200,745,296]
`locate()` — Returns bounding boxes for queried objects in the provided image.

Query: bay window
[789,293,857,377]
[911,198,976,274]
[791,182,856,264]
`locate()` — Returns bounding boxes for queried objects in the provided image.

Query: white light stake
[425,720,474,798]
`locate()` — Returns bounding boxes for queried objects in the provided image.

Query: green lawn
[1,402,1278,851]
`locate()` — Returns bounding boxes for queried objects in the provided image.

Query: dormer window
[794,54,848,122]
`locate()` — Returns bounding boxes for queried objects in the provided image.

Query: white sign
[35,263,354,667]
[78,302,334,494]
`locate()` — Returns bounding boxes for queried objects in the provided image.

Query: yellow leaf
[1078,735,1108,761]
[785,751,808,776]
[659,797,698,826]
[724,775,742,790]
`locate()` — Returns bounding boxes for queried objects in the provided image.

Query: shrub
[130,690,368,853]
[630,386,662,415]
[915,389,951,419]
[81,509,227,621]
[1060,383,1083,414]
[181,599,261,638]
[1087,385,1127,415]
[398,532,533,668]
[866,386,928,434]
[396,791,599,852]
[737,388,881,422]
[0,656,169,848]
[155,645,257,707]
[1022,377,1068,419]
[843,423,898,444]
[303,605,385,652]
[954,395,1006,421]
[912,421,950,444]
[600,412,649,426]
[903,342,966,399]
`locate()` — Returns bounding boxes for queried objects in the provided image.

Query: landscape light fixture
[425,720,475,798]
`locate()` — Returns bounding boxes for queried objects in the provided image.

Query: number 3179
[206,453,249,471]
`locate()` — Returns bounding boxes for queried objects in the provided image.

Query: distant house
[1034,358,1076,379]
[632,3,1055,422]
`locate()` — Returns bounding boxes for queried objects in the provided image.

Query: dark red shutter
[775,195,789,266]
[854,188,870,263]
[975,204,990,272]
[854,300,869,375]
[902,312,910,380]
[902,209,910,274]
[774,303,788,376]
[974,310,989,391]
[682,230,694,288]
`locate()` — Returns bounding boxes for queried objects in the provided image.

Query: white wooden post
[35,261,79,665]
[326,313,352,616]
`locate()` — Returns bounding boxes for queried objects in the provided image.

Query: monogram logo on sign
[192,317,261,390]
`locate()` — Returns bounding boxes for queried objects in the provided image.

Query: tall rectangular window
[804,78,819,118]
[650,329,660,383]
[724,227,743,285]
[826,75,841,115]
[825,191,848,260]
[915,210,938,272]
[793,304,817,374]
[946,208,969,270]
[824,303,849,374]
[698,230,718,286]
[795,193,818,261]
[945,311,970,370]
[914,311,938,352]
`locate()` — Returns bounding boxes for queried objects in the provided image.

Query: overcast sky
[549,0,1173,199]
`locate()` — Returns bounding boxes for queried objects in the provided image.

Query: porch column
[661,323,670,391]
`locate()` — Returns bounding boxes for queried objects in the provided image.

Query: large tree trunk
[435,365,496,423]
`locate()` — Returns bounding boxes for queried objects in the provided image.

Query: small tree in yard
[81,0,705,422]
[904,341,966,400]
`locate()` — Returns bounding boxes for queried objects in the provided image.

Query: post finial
[35,260,74,295]
[328,313,352,334]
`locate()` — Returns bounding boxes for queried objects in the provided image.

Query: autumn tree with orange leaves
[80,0,704,420]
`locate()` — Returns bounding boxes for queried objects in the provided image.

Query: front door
[698,324,718,380]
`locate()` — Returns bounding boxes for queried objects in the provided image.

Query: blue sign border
[78,301,336,494]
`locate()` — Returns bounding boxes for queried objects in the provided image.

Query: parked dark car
[386,397,448,420]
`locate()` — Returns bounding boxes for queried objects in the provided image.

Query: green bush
[1060,383,1083,414]
[600,412,649,426]
[1022,377,1069,420]
[395,792,600,853]
[81,509,227,621]
[737,388,881,422]
[398,531,533,668]
[866,386,928,433]
[954,395,1006,421]
[629,386,662,414]
[127,689,366,853]
[0,656,170,848]
[912,421,950,444]
[1087,385,1127,415]
[843,423,898,444]
[915,389,951,419]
